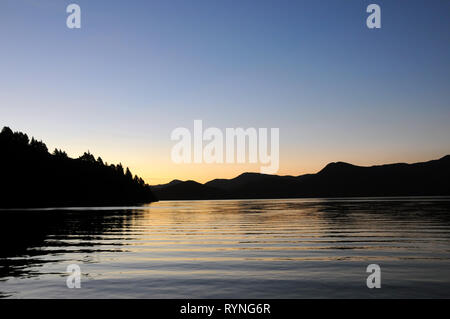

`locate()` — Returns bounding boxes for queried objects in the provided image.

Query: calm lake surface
[1,198,450,298]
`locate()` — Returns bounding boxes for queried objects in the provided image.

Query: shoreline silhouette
[0,127,157,208]
[2,126,449,206]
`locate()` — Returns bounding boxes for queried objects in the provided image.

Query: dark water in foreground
[1,198,450,298]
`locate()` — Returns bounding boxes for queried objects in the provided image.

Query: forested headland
[0,127,156,208]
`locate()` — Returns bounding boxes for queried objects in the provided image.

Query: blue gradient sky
[1,0,449,183]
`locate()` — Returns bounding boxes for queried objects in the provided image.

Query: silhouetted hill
[151,179,183,190]
[154,155,450,200]
[205,172,298,191]
[0,127,157,208]
[155,181,229,200]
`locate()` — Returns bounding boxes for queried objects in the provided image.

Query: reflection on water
[1,198,450,298]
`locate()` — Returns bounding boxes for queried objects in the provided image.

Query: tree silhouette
[30,138,48,153]
[79,151,96,163]
[125,167,133,180]
[53,149,68,158]
[0,126,157,208]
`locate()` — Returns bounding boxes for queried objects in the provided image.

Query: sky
[1,0,449,184]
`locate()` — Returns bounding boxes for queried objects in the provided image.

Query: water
[1,198,450,298]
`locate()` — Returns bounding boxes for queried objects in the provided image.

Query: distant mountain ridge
[151,179,183,190]
[153,155,450,200]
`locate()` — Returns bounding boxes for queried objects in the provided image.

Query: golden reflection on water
[27,198,450,264]
[1,198,450,298]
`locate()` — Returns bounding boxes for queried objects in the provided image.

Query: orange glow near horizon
[82,148,450,185]
[11,124,450,185]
